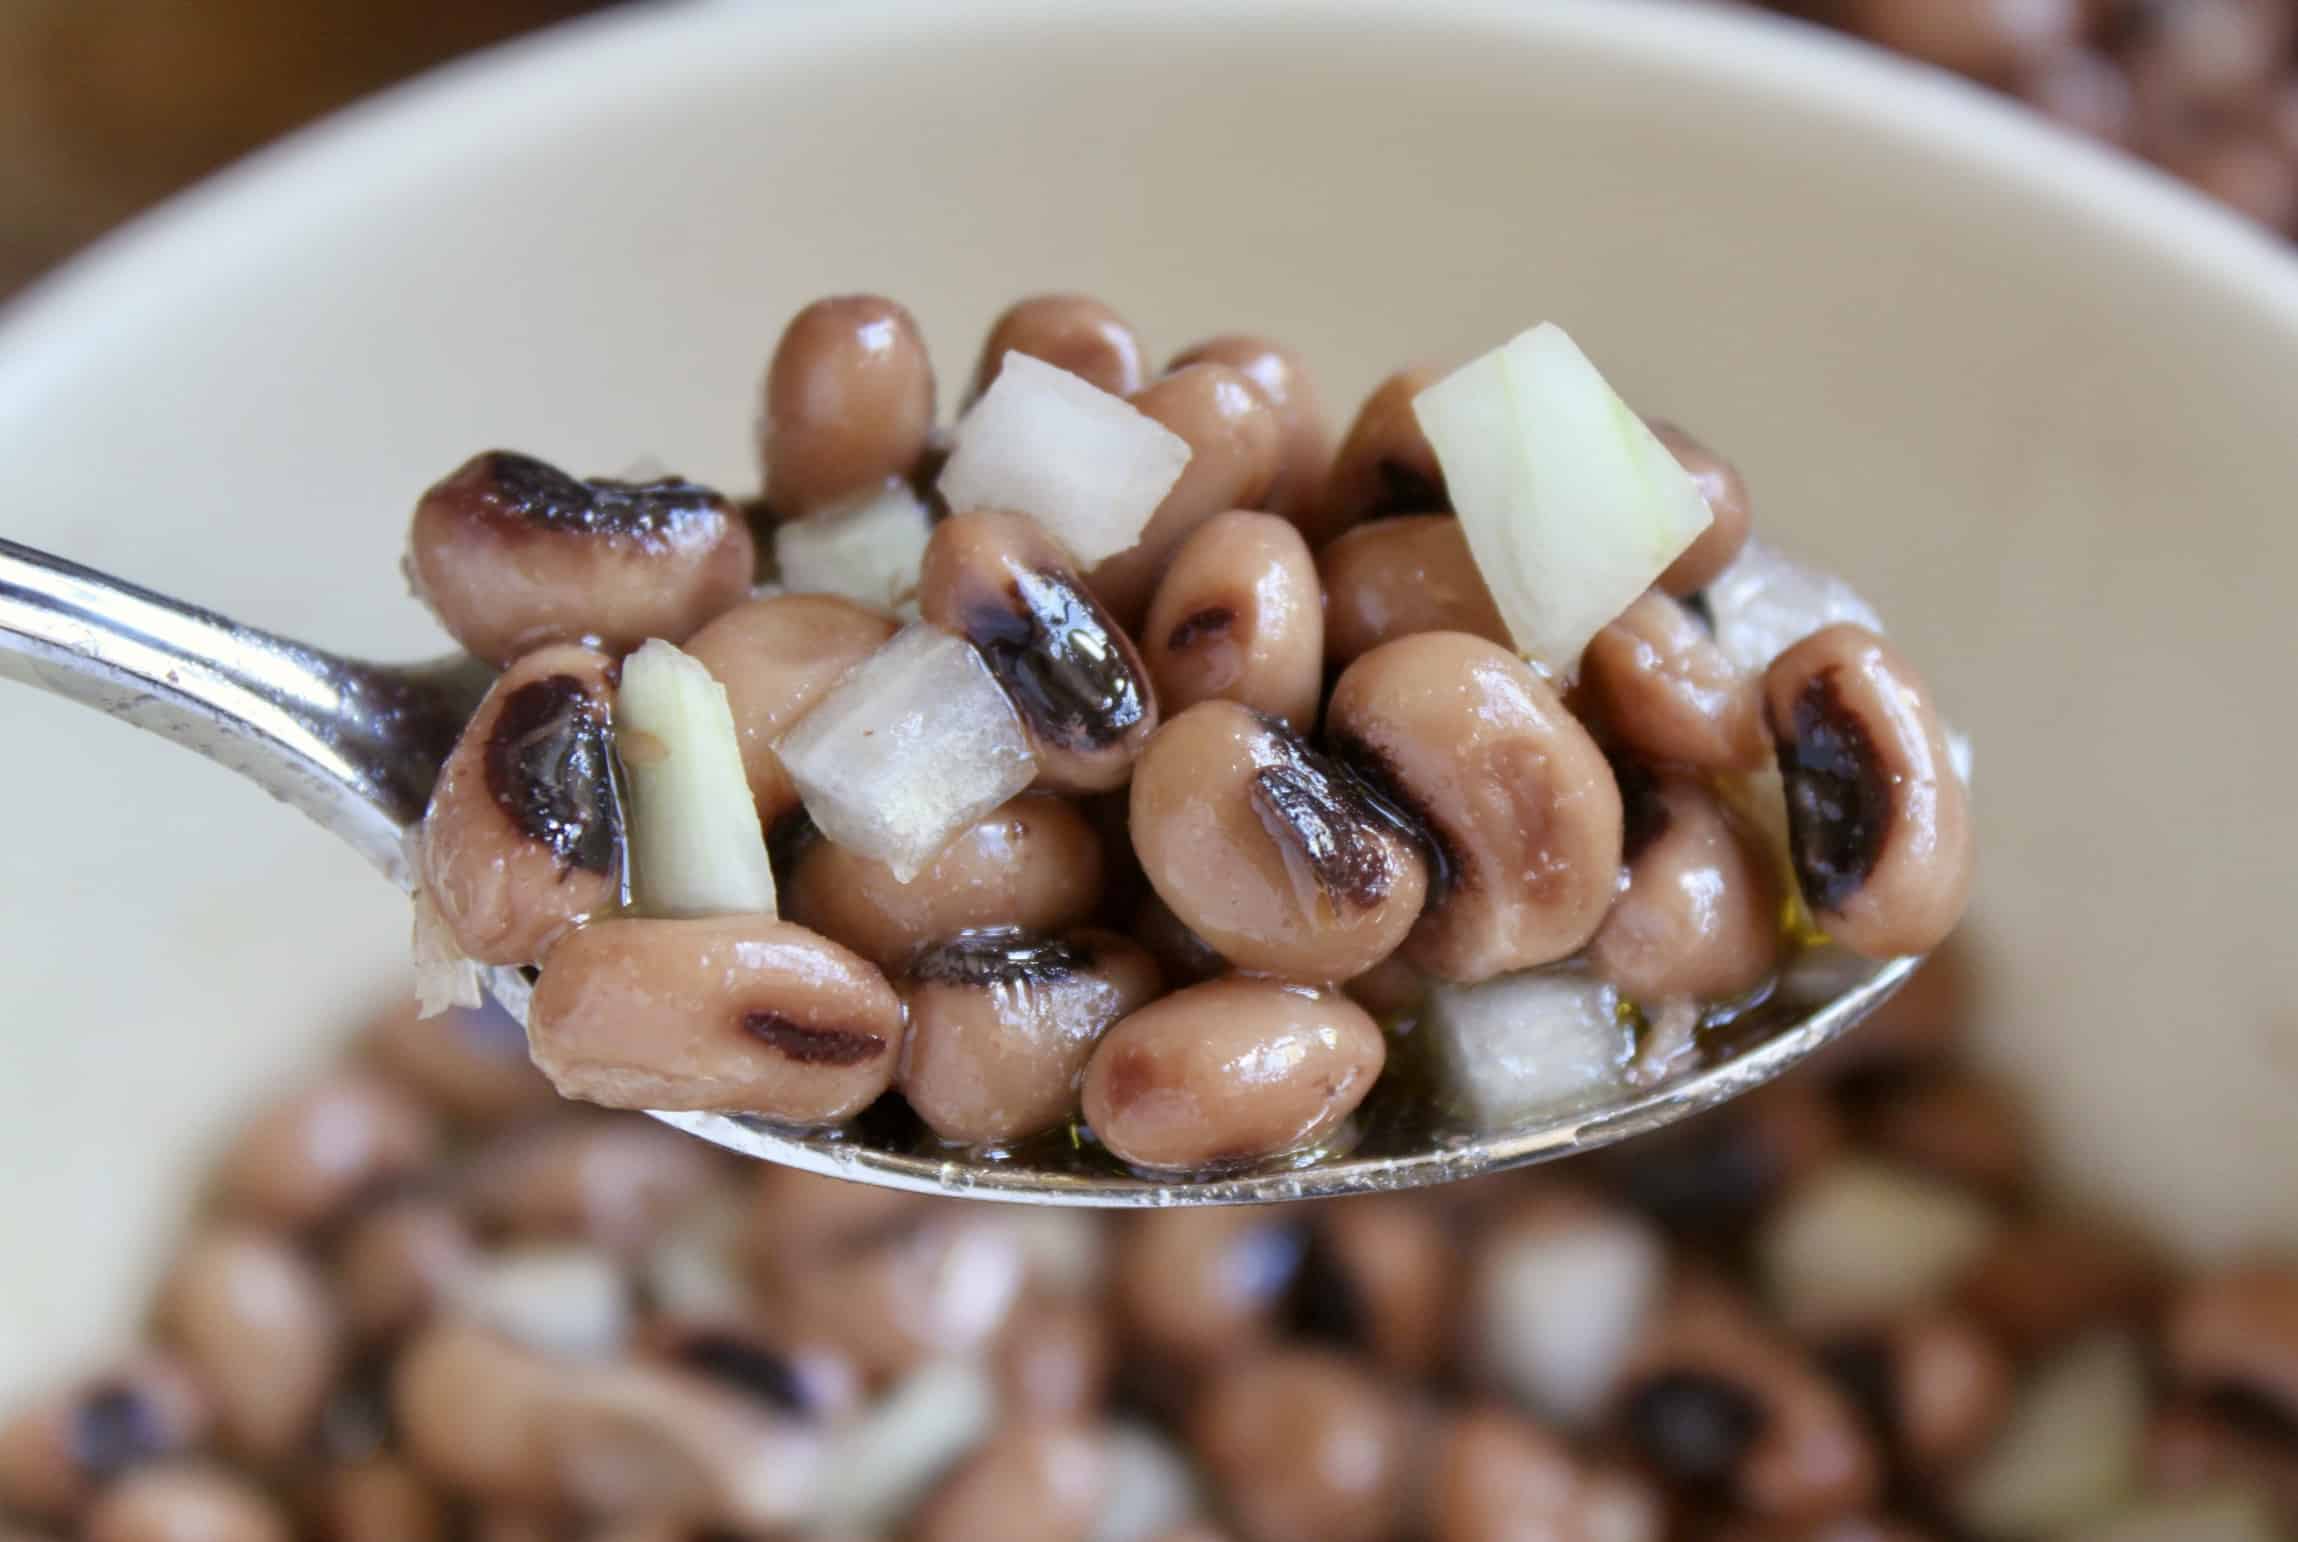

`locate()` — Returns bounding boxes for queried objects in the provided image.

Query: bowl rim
[5,0,2298,402]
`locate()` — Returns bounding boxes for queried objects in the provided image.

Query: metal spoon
[0,536,1916,1205]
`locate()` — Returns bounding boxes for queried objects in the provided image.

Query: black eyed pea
[543,1359,824,1531]
[1114,1209,1305,1370]
[359,995,560,1128]
[1589,768,1785,1003]
[1317,515,1508,667]
[919,510,1160,793]
[910,1421,1108,1542]
[156,1226,341,1465]
[1763,625,1974,959]
[527,917,904,1125]
[898,929,1162,1147]
[770,1208,1028,1383]
[1191,1350,1413,1542]
[81,1463,291,1542]
[993,1293,1116,1419]
[760,294,936,518]
[405,451,755,667]
[416,642,624,966]
[1142,511,1325,732]
[1649,421,1754,598]
[782,794,1106,972]
[971,294,1149,403]
[1087,363,1283,628]
[1816,1309,2012,1476]
[0,1355,210,1524]
[1326,632,1623,984]
[459,1114,722,1257]
[309,1456,450,1542]
[212,1071,440,1231]
[1579,590,1768,772]
[1129,701,1429,983]
[388,1321,564,1506]
[332,1192,477,1340]
[1082,978,1385,1173]
[1168,335,1332,524]
[1310,366,1449,548]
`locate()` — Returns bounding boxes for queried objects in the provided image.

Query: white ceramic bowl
[3,0,2295,1397]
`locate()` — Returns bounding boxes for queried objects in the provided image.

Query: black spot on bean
[908,436,955,522]
[674,1333,819,1417]
[483,675,625,875]
[1368,457,1448,518]
[767,807,820,892]
[1615,755,1672,865]
[907,928,1094,987]
[473,451,731,548]
[1610,1118,1778,1239]
[1774,668,1892,912]
[961,567,1149,752]
[1622,1370,1768,1488]
[1323,730,1458,901]
[1681,588,1716,632]
[1247,717,1419,914]
[70,1385,164,1480]
[1819,1337,1899,1444]
[1282,1223,1372,1350]
[2197,1379,2298,1445]
[741,1012,886,1068]
[1166,606,1236,653]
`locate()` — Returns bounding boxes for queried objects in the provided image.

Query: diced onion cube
[616,639,777,919]
[1092,1421,1205,1542]
[1423,968,1632,1129]
[411,886,484,1018]
[1413,323,1713,674]
[773,480,933,613]
[938,351,1191,564]
[449,1244,629,1361]
[2078,1489,2284,1542]
[1759,1160,2001,1331]
[807,1359,993,1534]
[776,624,1037,882]
[1472,1209,1664,1429]
[1954,1333,2145,1539]
[1704,538,1884,674]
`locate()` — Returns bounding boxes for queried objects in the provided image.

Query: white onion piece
[1471,1207,1665,1429]
[1424,968,1632,1129]
[641,1187,752,1323]
[1001,1207,1109,1296]
[1955,1333,2146,1539]
[617,639,777,919]
[1759,1161,2001,1332]
[776,624,1036,882]
[937,351,1191,564]
[1091,1420,1204,1542]
[1704,538,1884,675]
[805,1358,994,1534]
[2075,1487,2283,1542]
[410,886,484,1018]
[773,480,933,613]
[1412,323,1712,674]
[450,1244,630,1361]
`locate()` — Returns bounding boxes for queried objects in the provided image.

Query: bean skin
[1115,1210,1303,1369]
[0,1356,209,1524]
[899,929,1162,1146]
[1954,1220,2165,1356]
[910,1422,1107,1542]
[1580,590,1768,771]
[156,1226,341,1464]
[1318,515,1507,666]
[993,1293,1114,1418]
[769,1209,1027,1381]
[416,643,625,966]
[971,294,1148,402]
[309,1456,449,1542]
[461,1115,720,1256]
[332,1192,476,1340]
[81,1464,290,1542]
[212,1071,440,1231]
[1328,632,1623,983]
[2165,1265,2298,1428]
[1130,701,1429,982]
[360,996,560,1128]
[1142,511,1324,731]
[1310,367,1448,548]
[1589,771,1784,1003]
[1169,335,1331,523]
[1430,1407,1664,1542]
[1191,1350,1411,1542]
[1087,364,1283,627]
[528,916,903,1124]
[1082,978,1385,1172]
[1819,1310,2010,1475]
[919,510,1161,792]
[782,794,1104,972]
[406,452,753,667]
[1763,625,1973,959]
[389,1322,563,1505]
[1650,422,1754,598]
[760,294,936,517]
[680,594,897,827]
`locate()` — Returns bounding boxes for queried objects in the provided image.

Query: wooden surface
[0,0,605,299]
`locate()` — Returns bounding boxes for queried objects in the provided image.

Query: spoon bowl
[0,534,1915,1206]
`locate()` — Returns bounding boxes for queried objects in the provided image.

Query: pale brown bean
[680,593,897,827]
[1606,1076,1846,1240]
[919,510,1160,792]
[770,1209,1027,1381]
[971,294,1148,402]
[543,1360,822,1530]
[1192,1350,1411,1542]
[2165,1265,2298,1426]
[783,794,1104,971]
[82,1464,290,1542]
[1306,1196,1454,1377]
[1650,423,1754,597]
[1861,1072,2031,1198]
[1954,1219,2164,1356]
[1430,1407,1664,1542]
[1328,632,1622,983]
[461,1116,721,1256]
[1310,366,1448,548]
[416,643,624,966]
[899,929,1161,1146]
[1088,364,1283,626]
[1082,978,1385,1172]
[310,1456,449,1542]
[910,1422,1106,1542]
[2142,1400,2298,1525]
[212,1072,439,1230]
[1142,511,1324,731]
[406,452,753,666]
[0,1355,209,1523]
[760,294,935,517]
[1317,515,1507,666]
[528,917,902,1124]
[745,1164,929,1267]
[1842,0,2081,82]
[360,996,560,1127]
[1764,625,1973,959]
[1129,701,1428,982]
[994,1293,1115,1418]
[1589,771,1784,1003]
[157,1226,340,1464]
[1821,1311,2010,1476]
[1114,1210,1301,1368]
[1580,591,1767,771]
[1169,335,1332,523]
[333,1193,476,1339]
[389,1322,563,1505]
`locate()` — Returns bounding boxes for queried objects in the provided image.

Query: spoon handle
[0,538,489,884]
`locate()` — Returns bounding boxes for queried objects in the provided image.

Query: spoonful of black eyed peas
[0,293,1973,1205]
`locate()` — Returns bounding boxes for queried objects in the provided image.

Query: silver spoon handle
[0,538,488,884]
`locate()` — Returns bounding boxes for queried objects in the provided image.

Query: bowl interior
[3,0,2295,1393]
